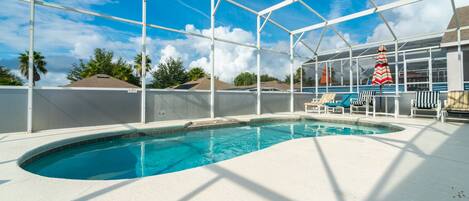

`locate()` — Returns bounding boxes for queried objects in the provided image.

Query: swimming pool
[21,119,398,180]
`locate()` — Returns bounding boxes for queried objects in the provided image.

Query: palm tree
[0,66,23,86]
[18,51,47,86]
[187,67,207,81]
[133,53,152,77]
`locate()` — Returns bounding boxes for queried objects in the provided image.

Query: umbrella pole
[379,85,383,112]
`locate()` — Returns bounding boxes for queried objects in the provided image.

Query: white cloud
[367,0,469,42]
[4,0,466,87]
[159,45,183,64]
[51,0,116,8]
[39,71,69,87]
[0,1,141,86]
[328,0,353,19]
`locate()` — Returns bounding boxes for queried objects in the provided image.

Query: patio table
[372,94,400,118]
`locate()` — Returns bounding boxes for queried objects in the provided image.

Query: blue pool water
[23,120,395,180]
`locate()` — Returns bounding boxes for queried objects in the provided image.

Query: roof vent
[96,74,111,79]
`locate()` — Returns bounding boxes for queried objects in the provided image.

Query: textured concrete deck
[0,113,468,201]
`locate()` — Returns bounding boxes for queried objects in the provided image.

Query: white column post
[300,64,303,92]
[340,60,344,86]
[349,48,353,92]
[395,42,399,93]
[325,61,331,92]
[315,56,319,98]
[457,28,464,87]
[403,51,407,92]
[290,33,294,113]
[356,58,360,93]
[325,61,329,92]
[429,48,433,91]
[394,42,399,117]
[27,0,36,133]
[140,0,147,124]
[256,15,261,115]
[210,0,215,118]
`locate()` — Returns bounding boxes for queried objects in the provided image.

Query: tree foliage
[18,51,47,86]
[133,53,152,77]
[0,66,23,86]
[150,57,188,88]
[67,48,140,86]
[187,67,207,81]
[234,72,280,86]
[260,74,278,82]
[234,72,256,86]
[284,67,314,85]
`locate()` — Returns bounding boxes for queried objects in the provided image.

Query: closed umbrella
[372,45,393,111]
[372,45,393,94]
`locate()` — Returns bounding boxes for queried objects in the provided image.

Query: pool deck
[0,113,468,201]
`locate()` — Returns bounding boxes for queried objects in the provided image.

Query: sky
[0,0,468,86]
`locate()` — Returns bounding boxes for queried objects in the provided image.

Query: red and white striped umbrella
[372,45,393,86]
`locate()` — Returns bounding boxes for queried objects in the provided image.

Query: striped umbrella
[372,45,393,94]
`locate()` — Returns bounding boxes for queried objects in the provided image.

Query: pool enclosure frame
[21,0,466,133]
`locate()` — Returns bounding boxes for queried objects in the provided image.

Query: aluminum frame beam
[225,0,292,34]
[259,0,298,16]
[140,0,147,124]
[19,0,299,57]
[212,0,223,16]
[316,31,445,57]
[256,15,261,115]
[210,0,216,118]
[298,0,351,47]
[368,0,397,40]
[292,0,422,34]
[27,0,35,133]
[259,12,272,32]
[289,34,295,112]
[20,0,142,26]
[315,27,327,53]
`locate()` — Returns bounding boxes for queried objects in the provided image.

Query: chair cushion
[351,100,365,106]
[415,91,439,109]
[446,91,469,111]
[351,91,375,106]
[325,102,338,107]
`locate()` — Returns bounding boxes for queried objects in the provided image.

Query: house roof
[173,77,234,90]
[65,74,139,88]
[235,81,297,91]
[441,6,469,47]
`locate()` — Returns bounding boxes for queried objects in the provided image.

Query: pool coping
[1,112,467,201]
[17,115,405,171]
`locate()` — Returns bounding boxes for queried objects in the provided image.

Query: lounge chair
[441,91,469,122]
[304,93,336,114]
[350,91,376,116]
[410,91,441,119]
[325,93,355,114]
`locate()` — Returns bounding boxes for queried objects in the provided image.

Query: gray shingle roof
[441,6,469,47]
[173,77,234,90]
[66,74,138,88]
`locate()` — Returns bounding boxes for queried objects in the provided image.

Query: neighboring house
[173,77,234,90]
[440,5,469,91]
[66,74,138,88]
[235,80,298,91]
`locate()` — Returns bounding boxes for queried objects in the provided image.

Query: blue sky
[0,0,466,86]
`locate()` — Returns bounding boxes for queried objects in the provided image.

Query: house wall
[446,47,466,91]
[464,50,469,81]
